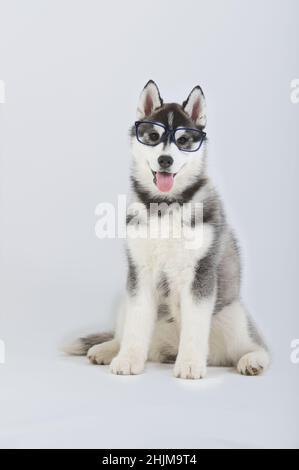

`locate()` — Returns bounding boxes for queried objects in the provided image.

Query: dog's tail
[63,332,114,356]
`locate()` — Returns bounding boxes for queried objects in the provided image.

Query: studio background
[0,0,298,448]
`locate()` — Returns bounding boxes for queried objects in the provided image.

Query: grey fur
[126,213,135,225]
[188,180,241,313]
[157,303,170,319]
[191,186,223,302]
[166,317,175,323]
[126,211,141,226]
[214,230,241,314]
[192,252,216,299]
[126,249,138,295]
[246,314,267,349]
[159,347,177,364]
[65,332,113,356]
[157,273,170,298]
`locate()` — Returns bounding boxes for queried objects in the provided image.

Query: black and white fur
[65,81,270,379]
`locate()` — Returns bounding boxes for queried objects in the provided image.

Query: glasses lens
[174,128,204,151]
[136,122,165,146]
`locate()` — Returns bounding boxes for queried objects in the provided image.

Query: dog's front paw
[174,358,207,380]
[110,354,145,376]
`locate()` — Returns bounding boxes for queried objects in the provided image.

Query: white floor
[1,353,298,449]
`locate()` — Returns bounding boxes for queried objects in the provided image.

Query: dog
[65,80,270,379]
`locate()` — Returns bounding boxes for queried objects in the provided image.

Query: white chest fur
[126,207,214,284]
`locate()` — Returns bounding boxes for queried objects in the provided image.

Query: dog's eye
[149,132,160,142]
[177,136,187,145]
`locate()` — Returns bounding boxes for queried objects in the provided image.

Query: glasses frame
[135,120,206,152]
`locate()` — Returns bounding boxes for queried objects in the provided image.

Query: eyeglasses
[135,120,206,152]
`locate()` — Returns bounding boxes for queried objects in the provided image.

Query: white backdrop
[0,0,298,448]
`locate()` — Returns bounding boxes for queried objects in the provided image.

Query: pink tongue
[156,172,174,192]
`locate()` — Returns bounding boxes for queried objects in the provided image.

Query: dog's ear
[137,80,163,119]
[183,86,206,128]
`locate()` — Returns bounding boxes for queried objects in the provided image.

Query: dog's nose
[158,155,173,170]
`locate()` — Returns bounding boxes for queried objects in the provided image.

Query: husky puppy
[66,81,270,379]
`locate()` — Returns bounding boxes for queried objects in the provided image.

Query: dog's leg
[110,273,156,375]
[209,300,270,375]
[174,293,214,379]
[174,256,216,379]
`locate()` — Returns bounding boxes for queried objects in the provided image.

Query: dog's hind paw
[87,339,119,365]
[237,350,270,376]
